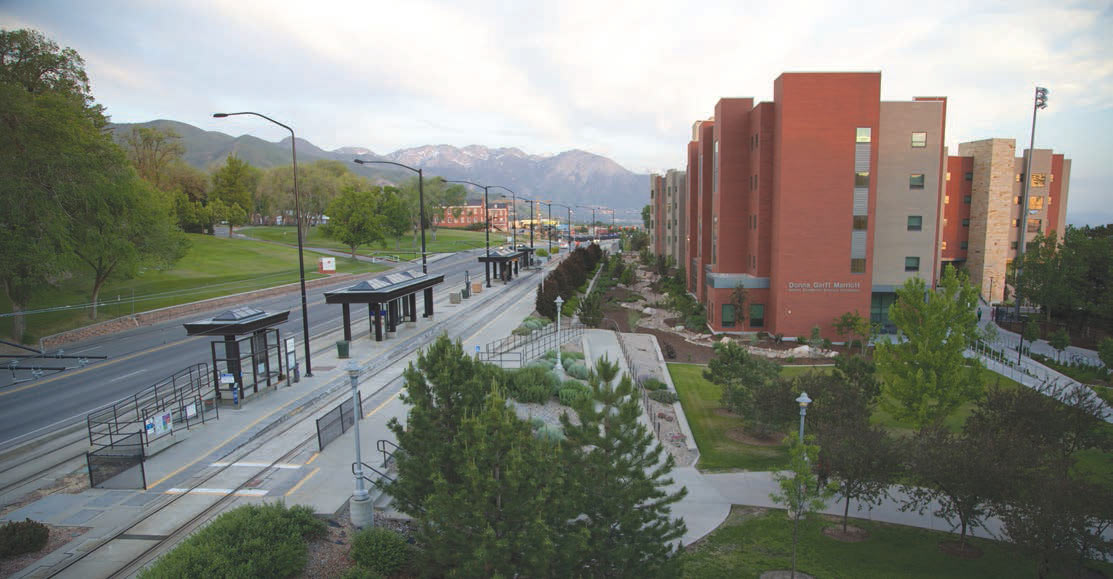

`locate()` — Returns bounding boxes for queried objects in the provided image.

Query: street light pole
[346,360,372,528]
[444,180,495,287]
[1014,86,1049,322]
[353,159,428,275]
[795,391,811,441]
[213,111,313,377]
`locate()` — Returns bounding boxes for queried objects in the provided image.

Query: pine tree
[561,355,688,576]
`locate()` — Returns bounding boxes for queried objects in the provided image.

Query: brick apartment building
[433,203,509,231]
[653,72,1071,338]
[648,170,687,264]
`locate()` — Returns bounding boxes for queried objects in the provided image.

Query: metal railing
[480,321,585,367]
[376,439,401,469]
[352,460,395,485]
[87,363,217,451]
[316,391,363,451]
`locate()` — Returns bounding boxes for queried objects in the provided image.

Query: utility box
[472,283,483,294]
[318,257,336,274]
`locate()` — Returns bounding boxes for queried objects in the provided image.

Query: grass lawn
[669,363,833,471]
[682,506,1113,578]
[238,225,491,256]
[0,234,388,343]
[869,368,1024,435]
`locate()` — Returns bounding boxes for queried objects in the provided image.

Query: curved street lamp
[213,111,313,377]
[352,159,427,275]
[444,179,497,287]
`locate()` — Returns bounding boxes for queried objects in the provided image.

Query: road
[0,249,508,447]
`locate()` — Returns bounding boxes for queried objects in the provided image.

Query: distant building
[433,203,508,231]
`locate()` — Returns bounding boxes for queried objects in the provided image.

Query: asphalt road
[0,248,507,447]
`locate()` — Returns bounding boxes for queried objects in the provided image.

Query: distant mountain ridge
[109,120,650,211]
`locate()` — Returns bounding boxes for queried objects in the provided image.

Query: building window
[1029,196,1044,210]
[713,140,719,192]
[944,195,950,204]
[749,304,765,328]
[941,241,948,250]
[853,215,868,230]
[851,258,866,273]
[1012,219,1019,227]
[907,215,923,231]
[964,195,971,204]
[1011,241,1018,250]
[962,218,970,227]
[856,127,871,143]
[946,171,951,181]
[965,172,973,181]
[722,304,736,328]
[905,257,921,272]
[911,132,927,148]
[961,241,968,250]
[855,172,870,188]
[1027,218,1041,233]
[910,174,925,189]
[1031,173,1047,187]
[1014,196,1021,205]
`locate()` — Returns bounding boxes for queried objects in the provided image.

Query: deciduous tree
[703,339,781,419]
[121,125,185,190]
[770,433,836,578]
[833,310,870,353]
[210,154,259,234]
[874,265,983,429]
[321,186,387,258]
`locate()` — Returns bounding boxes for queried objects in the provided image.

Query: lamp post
[491,186,519,249]
[796,391,811,441]
[538,201,554,253]
[1014,86,1049,322]
[346,360,373,528]
[555,295,564,376]
[444,179,495,287]
[213,112,313,377]
[552,203,571,246]
[353,159,427,275]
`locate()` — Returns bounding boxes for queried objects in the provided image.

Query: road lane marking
[110,369,147,382]
[0,336,199,397]
[165,488,268,497]
[366,391,400,418]
[304,452,320,465]
[209,462,302,469]
[285,467,320,497]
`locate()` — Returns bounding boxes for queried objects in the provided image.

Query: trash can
[336,340,350,359]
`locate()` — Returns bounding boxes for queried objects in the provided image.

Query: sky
[2,0,1111,225]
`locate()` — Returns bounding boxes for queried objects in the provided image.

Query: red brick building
[433,203,508,231]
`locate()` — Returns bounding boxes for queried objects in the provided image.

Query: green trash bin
[336,340,350,359]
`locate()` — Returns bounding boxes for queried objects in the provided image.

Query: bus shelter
[478,247,523,284]
[183,307,289,404]
[324,270,445,342]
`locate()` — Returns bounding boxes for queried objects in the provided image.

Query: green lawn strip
[681,507,1113,579]
[238,225,490,256]
[1,234,387,342]
[669,364,833,471]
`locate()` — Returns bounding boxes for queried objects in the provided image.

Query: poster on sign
[185,402,197,419]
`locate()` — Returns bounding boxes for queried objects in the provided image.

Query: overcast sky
[2,0,1110,225]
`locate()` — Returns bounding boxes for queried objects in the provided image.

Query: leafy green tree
[69,176,189,319]
[1049,328,1070,363]
[577,290,603,327]
[120,125,184,190]
[210,154,259,234]
[321,186,387,258]
[833,310,870,353]
[874,265,982,429]
[1099,338,1113,371]
[378,187,411,250]
[770,433,836,578]
[641,204,651,229]
[561,356,688,575]
[703,339,781,418]
[425,179,466,241]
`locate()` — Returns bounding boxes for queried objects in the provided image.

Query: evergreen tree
[561,355,688,576]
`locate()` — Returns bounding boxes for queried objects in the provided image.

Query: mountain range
[109,120,650,212]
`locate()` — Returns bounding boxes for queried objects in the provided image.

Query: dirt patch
[937,540,984,559]
[641,328,715,364]
[0,524,88,577]
[725,428,785,447]
[823,524,870,542]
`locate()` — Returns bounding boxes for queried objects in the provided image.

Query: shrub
[642,378,666,391]
[535,248,549,257]
[684,313,707,331]
[796,336,808,345]
[648,390,678,404]
[526,358,556,371]
[463,221,486,231]
[138,503,324,578]
[558,385,591,406]
[578,292,603,327]
[562,350,586,361]
[662,343,677,359]
[774,333,784,343]
[535,423,565,442]
[512,325,533,336]
[350,527,411,577]
[0,519,49,558]
[565,362,590,380]
[821,338,833,349]
[505,366,560,403]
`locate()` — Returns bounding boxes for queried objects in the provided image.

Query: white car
[559,241,569,249]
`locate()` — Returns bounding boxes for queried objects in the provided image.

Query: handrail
[352,460,395,484]
[376,439,401,468]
